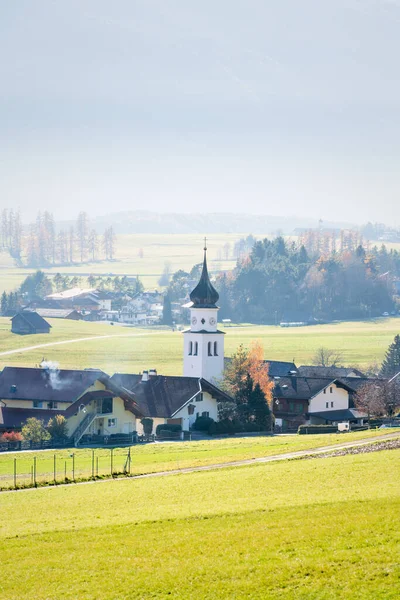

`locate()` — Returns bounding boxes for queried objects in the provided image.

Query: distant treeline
[216,237,400,323]
[1,209,116,267]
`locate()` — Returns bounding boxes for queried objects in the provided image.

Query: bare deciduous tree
[311,347,343,367]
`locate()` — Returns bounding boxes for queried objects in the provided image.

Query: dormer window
[10,385,17,393]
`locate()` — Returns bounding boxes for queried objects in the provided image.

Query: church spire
[189,239,219,308]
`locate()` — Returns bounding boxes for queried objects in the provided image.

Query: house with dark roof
[273,376,368,431]
[0,367,144,445]
[11,311,51,335]
[111,371,233,433]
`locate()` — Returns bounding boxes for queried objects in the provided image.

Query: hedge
[155,423,182,436]
[298,424,338,435]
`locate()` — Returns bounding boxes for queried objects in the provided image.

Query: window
[201,411,209,418]
[330,387,333,393]
[323,389,326,394]
[47,402,58,409]
[101,397,113,414]
[326,402,329,409]
[208,342,212,356]
[188,404,195,415]
[196,393,203,402]
[108,418,117,427]
[296,403,303,413]
[33,401,43,408]
[331,401,334,408]
[10,385,17,393]
[289,402,295,412]
[214,341,218,356]
[194,342,198,356]
[188,341,193,356]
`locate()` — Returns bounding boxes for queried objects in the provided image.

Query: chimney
[142,370,149,382]
[149,369,157,377]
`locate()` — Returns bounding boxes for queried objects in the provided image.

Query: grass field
[1,446,399,598]
[0,316,399,373]
[0,429,397,490]
[0,232,249,292]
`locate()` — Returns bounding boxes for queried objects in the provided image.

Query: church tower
[183,242,225,382]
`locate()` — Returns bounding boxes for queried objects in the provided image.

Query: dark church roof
[189,247,219,308]
[111,374,233,418]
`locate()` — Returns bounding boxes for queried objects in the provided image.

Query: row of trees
[215,237,397,323]
[0,209,117,267]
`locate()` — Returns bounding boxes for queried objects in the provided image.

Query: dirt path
[0,331,162,357]
[5,431,400,492]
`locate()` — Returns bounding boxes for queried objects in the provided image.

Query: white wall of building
[308,383,349,413]
[183,307,225,383]
[174,391,219,431]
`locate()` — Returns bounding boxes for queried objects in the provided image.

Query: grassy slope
[0,317,399,373]
[0,429,397,489]
[1,450,399,599]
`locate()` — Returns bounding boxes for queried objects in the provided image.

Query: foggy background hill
[1,1,400,225]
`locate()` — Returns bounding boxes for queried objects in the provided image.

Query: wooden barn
[11,311,51,335]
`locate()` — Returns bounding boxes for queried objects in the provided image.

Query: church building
[182,243,225,383]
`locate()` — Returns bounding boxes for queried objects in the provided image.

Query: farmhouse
[112,371,232,433]
[11,311,51,335]
[273,376,369,431]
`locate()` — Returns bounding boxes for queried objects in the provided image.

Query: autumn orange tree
[221,341,274,429]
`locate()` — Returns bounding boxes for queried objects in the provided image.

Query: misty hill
[69,212,355,235]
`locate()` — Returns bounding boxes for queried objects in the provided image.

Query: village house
[272,375,369,431]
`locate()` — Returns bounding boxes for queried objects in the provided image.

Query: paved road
[0,330,162,357]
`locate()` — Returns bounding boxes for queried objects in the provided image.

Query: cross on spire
[204,236,207,252]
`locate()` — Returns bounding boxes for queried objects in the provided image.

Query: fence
[0,447,135,490]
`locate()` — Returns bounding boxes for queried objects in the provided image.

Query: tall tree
[76,212,89,262]
[88,229,99,262]
[161,293,173,326]
[380,335,400,378]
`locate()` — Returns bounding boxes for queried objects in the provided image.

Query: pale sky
[1,0,400,225]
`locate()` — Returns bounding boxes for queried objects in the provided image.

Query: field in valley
[1,442,399,599]
[0,316,399,374]
[0,232,247,292]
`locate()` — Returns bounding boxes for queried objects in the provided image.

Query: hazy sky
[1,0,400,224]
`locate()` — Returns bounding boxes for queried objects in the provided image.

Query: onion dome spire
[189,239,219,308]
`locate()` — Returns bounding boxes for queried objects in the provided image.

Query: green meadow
[0,316,399,373]
[0,232,243,292]
[1,448,399,599]
[0,429,396,490]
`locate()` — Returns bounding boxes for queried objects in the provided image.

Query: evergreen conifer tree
[248,382,272,431]
[380,335,400,378]
[161,293,173,326]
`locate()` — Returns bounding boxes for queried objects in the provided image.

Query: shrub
[155,423,182,435]
[208,421,217,435]
[141,418,154,435]
[47,414,68,440]
[298,424,337,435]
[21,417,51,443]
[192,416,215,431]
[1,431,23,442]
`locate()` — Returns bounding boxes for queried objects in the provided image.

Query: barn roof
[11,311,51,330]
